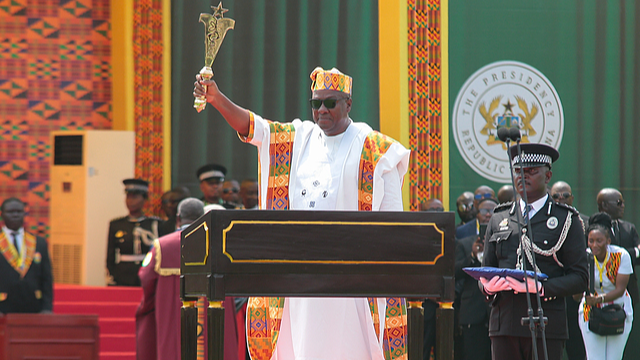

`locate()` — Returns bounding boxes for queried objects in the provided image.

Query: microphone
[497,127,510,142]
[509,126,521,141]
[499,126,549,360]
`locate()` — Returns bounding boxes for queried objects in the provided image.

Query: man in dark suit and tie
[550,181,589,360]
[455,197,498,360]
[0,197,53,314]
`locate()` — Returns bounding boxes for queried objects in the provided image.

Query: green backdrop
[171,0,379,194]
[449,0,640,224]
[449,1,640,357]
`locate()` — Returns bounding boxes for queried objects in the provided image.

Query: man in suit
[158,186,190,237]
[0,197,53,314]
[221,180,242,209]
[455,197,497,360]
[106,179,162,286]
[238,179,259,210]
[456,191,476,227]
[550,180,588,360]
[480,143,588,360]
[551,181,589,232]
[497,185,515,204]
[457,185,496,239]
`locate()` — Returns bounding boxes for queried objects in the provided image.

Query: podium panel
[180,210,456,360]
[0,314,99,360]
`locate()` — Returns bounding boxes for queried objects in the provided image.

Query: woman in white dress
[574,213,633,359]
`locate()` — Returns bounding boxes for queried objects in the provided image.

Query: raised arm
[193,74,250,137]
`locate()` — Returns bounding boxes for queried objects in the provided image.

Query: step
[99,317,136,335]
[100,333,135,353]
[54,284,143,303]
[54,301,139,318]
[100,352,136,360]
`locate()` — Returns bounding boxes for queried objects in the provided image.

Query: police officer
[197,164,227,207]
[480,143,588,360]
[106,179,161,286]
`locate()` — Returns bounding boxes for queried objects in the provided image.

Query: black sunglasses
[479,208,494,215]
[223,188,239,194]
[474,193,493,200]
[309,97,349,110]
[552,192,572,200]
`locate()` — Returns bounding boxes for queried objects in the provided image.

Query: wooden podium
[0,313,99,360]
[180,210,455,360]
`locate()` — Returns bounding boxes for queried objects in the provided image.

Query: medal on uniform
[547,216,558,229]
[193,2,235,112]
[499,218,509,230]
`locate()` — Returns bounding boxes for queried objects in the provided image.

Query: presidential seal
[452,61,564,183]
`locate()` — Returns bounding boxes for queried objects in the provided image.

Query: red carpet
[54,284,142,360]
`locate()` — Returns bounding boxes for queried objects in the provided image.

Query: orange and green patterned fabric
[583,251,622,321]
[246,126,407,360]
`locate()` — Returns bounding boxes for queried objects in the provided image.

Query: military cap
[197,164,227,182]
[509,143,559,168]
[123,178,149,193]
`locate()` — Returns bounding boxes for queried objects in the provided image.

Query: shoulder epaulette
[554,202,580,215]
[494,201,513,213]
[109,215,128,223]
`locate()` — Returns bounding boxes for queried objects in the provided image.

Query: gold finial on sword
[194,2,235,112]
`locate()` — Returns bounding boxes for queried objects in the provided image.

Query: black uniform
[0,232,53,313]
[106,216,161,286]
[482,197,588,358]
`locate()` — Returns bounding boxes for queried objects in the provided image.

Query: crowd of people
[422,176,638,360]
[0,65,638,360]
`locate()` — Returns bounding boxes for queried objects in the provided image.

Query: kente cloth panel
[133,0,164,215]
[408,0,443,210]
[0,0,112,239]
[246,125,408,360]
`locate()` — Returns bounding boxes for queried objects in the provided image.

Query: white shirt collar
[2,226,24,252]
[519,194,549,220]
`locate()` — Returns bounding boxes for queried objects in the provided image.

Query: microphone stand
[499,127,548,360]
[507,133,549,360]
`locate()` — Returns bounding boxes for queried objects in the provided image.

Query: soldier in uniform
[480,144,588,360]
[197,163,227,207]
[106,179,162,286]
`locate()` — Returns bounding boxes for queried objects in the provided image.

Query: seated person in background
[198,163,227,206]
[574,212,633,360]
[239,179,259,210]
[158,186,190,237]
[455,191,476,227]
[456,185,495,239]
[497,185,514,204]
[455,198,497,360]
[0,198,53,314]
[137,198,240,360]
[221,180,242,209]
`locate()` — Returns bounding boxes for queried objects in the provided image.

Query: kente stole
[0,231,36,278]
[247,124,407,360]
[583,251,621,321]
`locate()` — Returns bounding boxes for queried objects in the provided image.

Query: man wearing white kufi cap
[194,67,410,360]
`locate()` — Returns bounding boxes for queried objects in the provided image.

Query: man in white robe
[194,67,411,360]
